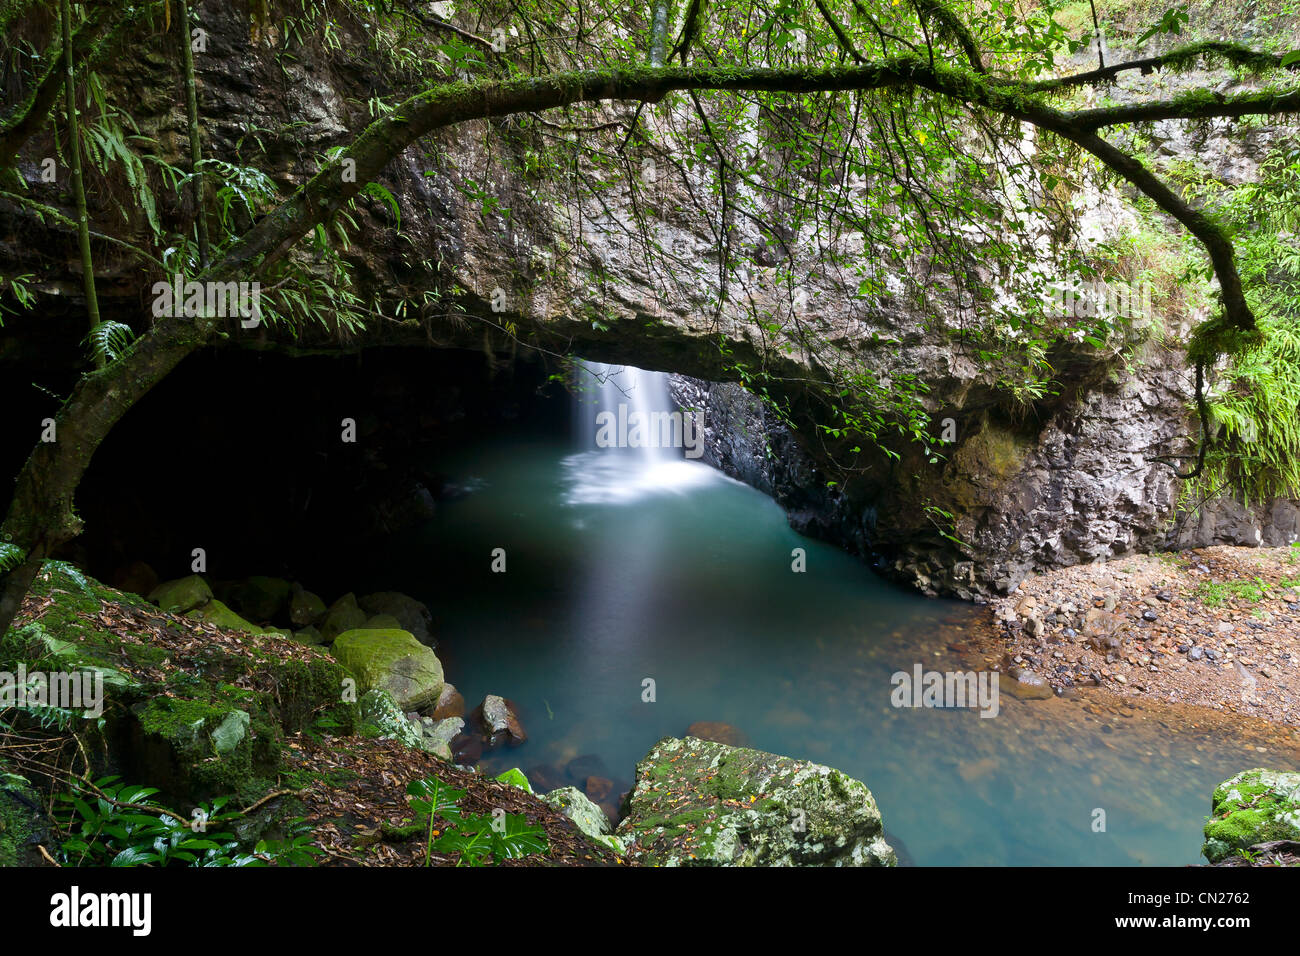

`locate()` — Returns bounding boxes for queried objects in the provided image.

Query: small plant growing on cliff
[406,774,547,866]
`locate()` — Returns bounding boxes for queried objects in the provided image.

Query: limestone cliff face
[3,2,1296,599]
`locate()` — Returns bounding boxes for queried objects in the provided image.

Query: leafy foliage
[405,774,547,867]
[54,776,319,867]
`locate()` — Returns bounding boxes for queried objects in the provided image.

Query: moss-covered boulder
[331,629,444,712]
[186,598,266,635]
[289,585,328,628]
[617,736,896,867]
[5,561,355,806]
[322,593,367,642]
[216,576,293,623]
[0,767,46,866]
[1202,768,1300,863]
[148,575,213,614]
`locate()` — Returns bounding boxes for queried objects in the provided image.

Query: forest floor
[978,544,1300,727]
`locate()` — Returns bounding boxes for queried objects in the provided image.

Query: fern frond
[84,321,136,365]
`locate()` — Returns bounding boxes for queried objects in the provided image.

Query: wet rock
[565,754,610,784]
[450,733,482,766]
[524,764,565,793]
[999,669,1054,701]
[417,716,463,760]
[475,694,526,747]
[617,736,895,866]
[425,683,465,721]
[585,776,614,802]
[685,721,748,746]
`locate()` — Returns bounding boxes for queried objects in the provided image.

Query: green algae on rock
[617,736,895,867]
[1202,768,1300,863]
[331,628,444,712]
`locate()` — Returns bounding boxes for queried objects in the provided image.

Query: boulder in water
[686,720,748,746]
[617,735,896,866]
[475,694,526,747]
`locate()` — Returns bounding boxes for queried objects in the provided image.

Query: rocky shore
[982,545,1300,725]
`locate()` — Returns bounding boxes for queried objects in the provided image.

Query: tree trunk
[60,0,101,354]
[177,0,210,267]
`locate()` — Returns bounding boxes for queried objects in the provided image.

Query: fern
[84,321,136,365]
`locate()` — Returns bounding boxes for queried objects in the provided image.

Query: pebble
[1188,647,1205,661]
[1142,609,1158,622]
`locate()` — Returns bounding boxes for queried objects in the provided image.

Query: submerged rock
[617,736,896,866]
[1202,768,1300,863]
[331,629,444,712]
[685,721,748,746]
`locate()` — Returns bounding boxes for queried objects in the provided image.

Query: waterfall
[575,361,676,463]
[564,360,719,505]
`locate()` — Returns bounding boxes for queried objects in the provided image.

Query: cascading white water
[575,361,674,462]
[564,360,722,505]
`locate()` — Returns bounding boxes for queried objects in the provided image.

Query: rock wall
[4,2,1298,602]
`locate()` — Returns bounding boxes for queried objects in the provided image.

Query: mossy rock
[186,598,267,635]
[289,586,328,628]
[544,785,625,854]
[322,593,367,642]
[363,614,403,629]
[356,689,425,750]
[0,766,46,867]
[9,561,355,806]
[1202,768,1300,863]
[331,629,444,712]
[216,576,292,622]
[358,591,435,645]
[148,575,213,615]
[617,736,895,867]
[131,696,270,801]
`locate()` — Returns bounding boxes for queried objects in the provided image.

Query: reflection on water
[375,433,1300,866]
